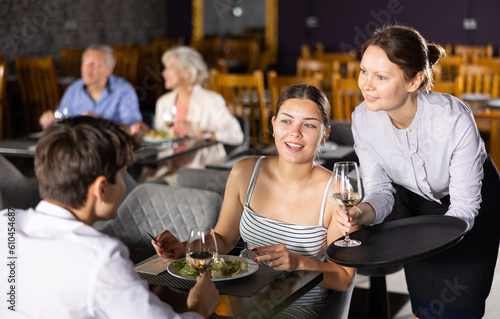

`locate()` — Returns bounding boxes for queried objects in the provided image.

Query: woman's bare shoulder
[313,163,333,180]
[228,156,262,182]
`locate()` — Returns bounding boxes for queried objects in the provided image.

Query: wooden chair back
[15,55,61,132]
[191,36,221,64]
[296,57,333,92]
[433,76,464,97]
[489,120,500,167]
[133,44,163,104]
[60,47,84,78]
[442,43,453,56]
[454,43,493,63]
[318,51,358,79]
[300,42,325,59]
[208,58,228,74]
[222,37,260,73]
[0,62,6,140]
[153,37,184,55]
[267,70,323,117]
[331,73,363,120]
[458,64,500,98]
[434,55,463,82]
[211,70,269,145]
[471,57,500,68]
[337,60,361,80]
[113,47,139,84]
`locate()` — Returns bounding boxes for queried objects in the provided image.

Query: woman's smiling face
[358,45,415,114]
[272,98,328,163]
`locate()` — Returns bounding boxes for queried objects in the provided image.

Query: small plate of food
[167,255,258,281]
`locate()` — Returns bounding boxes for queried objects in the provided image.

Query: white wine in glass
[162,106,177,136]
[331,161,363,247]
[186,227,218,275]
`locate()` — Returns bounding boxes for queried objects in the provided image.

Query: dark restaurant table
[129,249,323,319]
[0,132,218,165]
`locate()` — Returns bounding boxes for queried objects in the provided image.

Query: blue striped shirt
[58,74,142,125]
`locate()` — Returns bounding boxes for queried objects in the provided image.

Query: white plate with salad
[167,255,258,281]
[143,130,178,143]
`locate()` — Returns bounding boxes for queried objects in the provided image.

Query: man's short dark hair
[35,116,138,208]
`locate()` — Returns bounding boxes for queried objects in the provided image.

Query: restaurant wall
[0,0,167,67]
[277,0,500,74]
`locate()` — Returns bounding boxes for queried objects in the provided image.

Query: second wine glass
[186,227,218,275]
[331,161,363,247]
[162,106,177,137]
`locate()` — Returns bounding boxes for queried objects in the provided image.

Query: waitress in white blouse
[335,25,500,319]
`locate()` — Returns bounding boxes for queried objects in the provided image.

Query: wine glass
[54,106,69,121]
[162,106,177,137]
[186,227,218,275]
[331,161,363,247]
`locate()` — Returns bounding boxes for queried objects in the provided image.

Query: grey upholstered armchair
[0,155,40,210]
[94,183,223,249]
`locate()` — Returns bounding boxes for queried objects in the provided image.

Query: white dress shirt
[352,91,486,229]
[0,201,203,319]
[154,85,244,168]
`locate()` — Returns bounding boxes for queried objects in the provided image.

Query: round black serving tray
[327,215,468,267]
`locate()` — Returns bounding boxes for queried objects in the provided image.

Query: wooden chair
[267,70,323,116]
[15,55,61,132]
[0,61,7,140]
[441,43,453,56]
[222,37,260,73]
[60,46,84,78]
[434,55,463,82]
[191,36,221,64]
[300,42,325,59]
[296,57,333,93]
[211,70,270,145]
[153,37,184,56]
[433,76,464,96]
[472,57,500,68]
[458,64,500,98]
[132,44,164,106]
[113,47,139,85]
[454,43,493,63]
[317,50,358,77]
[208,57,228,74]
[331,73,363,120]
[340,60,361,80]
[489,120,500,167]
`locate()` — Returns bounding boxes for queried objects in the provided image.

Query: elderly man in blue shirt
[39,44,143,132]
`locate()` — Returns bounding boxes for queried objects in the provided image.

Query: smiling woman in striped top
[152,84,357,318]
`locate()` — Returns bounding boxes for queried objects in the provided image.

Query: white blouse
[352,91,486,229]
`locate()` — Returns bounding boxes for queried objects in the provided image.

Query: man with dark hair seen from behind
[0,116,220,318]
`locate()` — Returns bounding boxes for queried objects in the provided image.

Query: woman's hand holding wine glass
[331,161,363,247]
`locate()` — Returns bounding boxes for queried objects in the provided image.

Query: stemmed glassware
[54,106,69,121]
[186,227,218,275]
[331,161,363,247]
[162,106,177,138]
